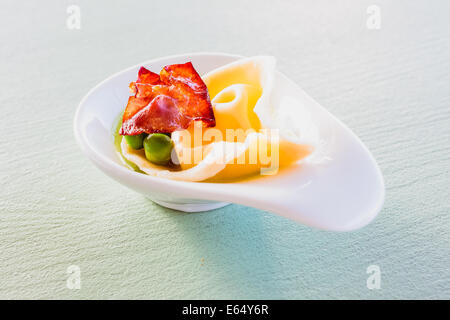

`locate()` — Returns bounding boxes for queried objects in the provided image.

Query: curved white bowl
[74,52,385,231]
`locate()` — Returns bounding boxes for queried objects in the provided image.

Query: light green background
[1,0,449,299]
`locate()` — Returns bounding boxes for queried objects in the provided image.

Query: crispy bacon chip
[120,62,215,135]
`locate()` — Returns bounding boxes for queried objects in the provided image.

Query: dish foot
[150,199,230,212]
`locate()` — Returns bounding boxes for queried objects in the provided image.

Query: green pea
[124,133,147,149]
[143,133,174,165]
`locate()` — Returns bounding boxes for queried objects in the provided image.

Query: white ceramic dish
[74,52,385,231]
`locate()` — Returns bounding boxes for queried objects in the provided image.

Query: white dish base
[150,198,230,212]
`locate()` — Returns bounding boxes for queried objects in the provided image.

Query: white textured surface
[0,0,449,299]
